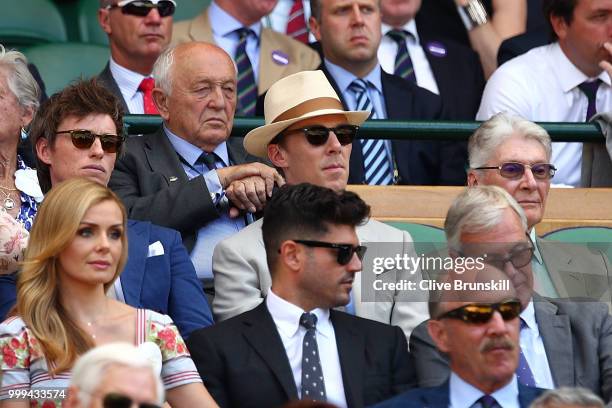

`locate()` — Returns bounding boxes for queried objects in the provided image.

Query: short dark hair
[310,0,322,21]
[30,78,124,193]
[543,0,578,40]
[262,183,370,271]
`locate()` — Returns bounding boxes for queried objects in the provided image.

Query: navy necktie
[197,152,218,171]
[578,79,601,121]
[477,395,501,408]
[516,318,536,387]
[386,29,417,83]
[234,28,257,116]
[300,313,326,401]
[348,79,394,185]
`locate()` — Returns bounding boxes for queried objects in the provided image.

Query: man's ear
[309,16,322,41]
[427,319,451,354]
[550,14,569,41]
[152,88,169,120]
[268,143,288,168]
[36,137,53,166]
[98,8,112,35]
[467,170,478,186]
[279,240,304,273]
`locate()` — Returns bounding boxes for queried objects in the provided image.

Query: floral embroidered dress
[0,309,202,407]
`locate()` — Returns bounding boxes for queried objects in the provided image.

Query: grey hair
[530,387,604,408]
[0,44,40,112]
[151,44,175,96]
[70,343,165,406]
[468,112,552,169]
[445,185,528,251]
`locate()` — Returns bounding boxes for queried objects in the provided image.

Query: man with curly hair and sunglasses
[97,0,174,114]
[408,185,612,404]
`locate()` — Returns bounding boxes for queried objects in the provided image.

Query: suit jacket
[212,218,429,339]
[538,238,612,307]
[97,62,130,113]
[108,127,260,251]
[320,64,467,186]
[409,296,612,403]
[371,380,544,407]
[186,302,416,408]
[497,26,551,67]
[171,8,320,95]
[582,111,612,187]
[0,220,213,338]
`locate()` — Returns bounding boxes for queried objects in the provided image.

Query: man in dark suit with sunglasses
[97,0,174,114]
[374,262,544,408]
[408,186,612,404]
[188,183,415,408]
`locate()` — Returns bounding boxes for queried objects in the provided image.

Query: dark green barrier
[124,115,605,143]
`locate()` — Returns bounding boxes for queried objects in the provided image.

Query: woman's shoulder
[0,316,44,368]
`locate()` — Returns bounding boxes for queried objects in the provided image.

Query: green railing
[124,115,605,143]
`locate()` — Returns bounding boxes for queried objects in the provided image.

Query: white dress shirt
[378,20,440,95]
[261,0,315,42]
[109,57,149,114]
[477,42,612,187]
[519,300,555,389]
[266,290,348,408]
[449,372,521,408]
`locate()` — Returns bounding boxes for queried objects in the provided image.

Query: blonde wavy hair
[16,178,128,374]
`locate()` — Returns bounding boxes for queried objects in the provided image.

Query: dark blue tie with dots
[300,312,327,401]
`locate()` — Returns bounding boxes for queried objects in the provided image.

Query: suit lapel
[533,296,574,386]
[242,303,299,400]
[121,220,149,305]
[189,9,214,43]
[538,238,587,298]
[144,128,189,183]
[331,311,365,407]
[421,383,450,406]
[258,29,285,95]
[98,63,129,113]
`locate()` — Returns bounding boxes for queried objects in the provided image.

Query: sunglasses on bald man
[107,0,176,17]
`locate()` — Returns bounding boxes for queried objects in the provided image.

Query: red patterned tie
[138,77,159,115]
[286,0,308,43]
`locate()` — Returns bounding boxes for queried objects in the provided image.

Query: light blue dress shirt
[209,1,261,83]
[449,372,520,408]
[164,126,245,279]
[519,300,555,389]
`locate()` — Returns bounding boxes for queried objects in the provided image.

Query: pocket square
[148,241,164,257]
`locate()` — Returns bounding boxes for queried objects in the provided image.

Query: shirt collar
[381,19,419,43]
[109,57,148,99]
[209,0,262,40]
[549,42,611,92]
[163,124,230,167]
[529,228,544,264]
[323,58,384,95]
[266,289,333,340]
[520,299,537,331]
[450,372,519,408]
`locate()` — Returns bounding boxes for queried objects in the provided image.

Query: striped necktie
[386,29,417,83]
[348,79,394,185]
[234,28,257,116]
[286,0,308,43]
[578,79,601,121]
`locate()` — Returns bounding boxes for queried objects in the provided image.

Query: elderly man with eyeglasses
[467,112,611,305]
[407,185,612,404]
[97,0,174,114]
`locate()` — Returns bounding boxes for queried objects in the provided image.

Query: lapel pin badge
[169,176,178,182]
[271,50,290,66]
[426,41,447,58]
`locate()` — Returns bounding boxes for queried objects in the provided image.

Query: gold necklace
[0,185,17,211]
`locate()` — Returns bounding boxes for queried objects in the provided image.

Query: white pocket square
[147,241,164,257]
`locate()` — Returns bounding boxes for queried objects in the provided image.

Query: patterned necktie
[286,0,308,43]
[234,28,257,116]
[477,395,501,408]
[348,79,394,185]
[138,77,159,114]
[386,29,417,83]
[578,79,601,121]
[197,152,218,171]
[516,318,536,387]
[300,313,327,401]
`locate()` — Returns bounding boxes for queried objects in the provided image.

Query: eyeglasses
[478,234,534,271]
[282,125,359,146]
[107,0,176,17]
[56,130,124,153]
[475,162,556,180]
[439,299,522,324]
[102,393,161,408]
[293,240,367,265]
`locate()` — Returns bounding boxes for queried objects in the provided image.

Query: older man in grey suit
[212,70,428,339]
[410,186,612,403]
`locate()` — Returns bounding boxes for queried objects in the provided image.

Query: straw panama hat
[243,70,370,159]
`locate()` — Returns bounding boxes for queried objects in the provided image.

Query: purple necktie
[478,395,500,408]
[516,318,536,387]
[578,80,601,121]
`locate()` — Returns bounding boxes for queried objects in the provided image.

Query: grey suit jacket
[581,112,612,187]
[538,238,612,307]
[171,8,320,95]
[97,63,130,113]
[108,127,260,251]
[409,296,612,403]
[212,217,429,340]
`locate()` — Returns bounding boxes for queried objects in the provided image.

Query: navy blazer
[0,219,213,339]
[371,381,544,408]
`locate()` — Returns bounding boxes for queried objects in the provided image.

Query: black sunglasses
[475,162,556,180]
[293,240,367,265]
[439,299,522,324]
[107,0,176,17]
[282,125,359,146]
[56,129,124,153]
[102,393,161,408]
